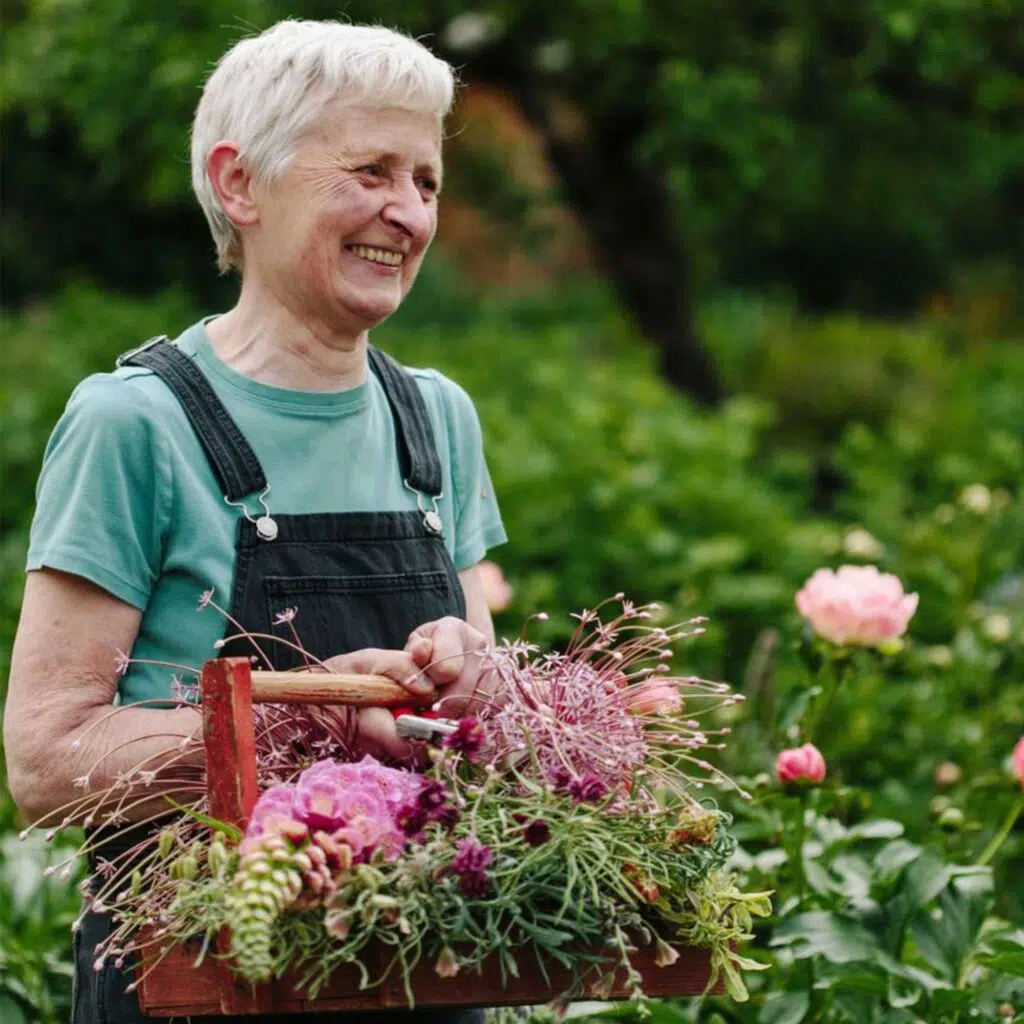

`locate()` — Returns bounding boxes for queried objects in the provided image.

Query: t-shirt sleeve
[434,376,507,571]
[26,373,169,610]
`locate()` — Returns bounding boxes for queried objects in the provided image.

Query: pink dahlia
[795,565,918,648]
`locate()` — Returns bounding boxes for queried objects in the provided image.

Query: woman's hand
[321,648,434,761]
[404,617,495,718]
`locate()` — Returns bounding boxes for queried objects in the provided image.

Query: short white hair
[191,20,456,272]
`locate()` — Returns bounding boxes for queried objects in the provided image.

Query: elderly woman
[4,20,505,1024]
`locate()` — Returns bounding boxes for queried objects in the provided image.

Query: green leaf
[0,994,28,1024]
[775,685,821,733]
[813,964,887,995]
[758,990,810,1024]
[846,820,904,841]
[976,951,1024,977]
[771,911,881,963]
[873,840,922,883]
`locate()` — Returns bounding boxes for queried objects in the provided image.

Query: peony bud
[983,614,1013,644]
[959,484,992,515]
[842,528,884,560]
[1011,735,1024,789]
[775,744,827,786]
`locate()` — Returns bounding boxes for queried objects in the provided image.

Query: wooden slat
[137,931,720,1016]
[202,658,258,829]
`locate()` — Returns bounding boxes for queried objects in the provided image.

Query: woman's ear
[206,142,260,227]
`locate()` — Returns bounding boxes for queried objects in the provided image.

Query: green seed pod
[181,855,198,881]
[208,840,227,877]
[131,870,143,897]
[158,830,175,859]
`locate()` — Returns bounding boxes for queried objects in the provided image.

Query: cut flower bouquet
[30,596,770,1011]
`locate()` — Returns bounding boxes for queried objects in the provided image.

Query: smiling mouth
[346,244,404,267]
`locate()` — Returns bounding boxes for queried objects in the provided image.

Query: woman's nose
[382,175,434,240]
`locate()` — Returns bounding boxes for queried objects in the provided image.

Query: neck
[206,279,369,392]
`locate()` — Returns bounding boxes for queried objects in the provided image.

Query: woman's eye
[358,164,384,178]
[417,177,439,195]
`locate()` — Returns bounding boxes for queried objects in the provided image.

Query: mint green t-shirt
[27,320,507,704]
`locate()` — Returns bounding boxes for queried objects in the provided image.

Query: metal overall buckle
[404,479,443,536]
[224,485,278,542]
[115,335,169,367]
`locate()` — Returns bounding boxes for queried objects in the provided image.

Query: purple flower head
[433,803,461,830]
[548,767,572,792]
[449,839,493,898]
[417,779,449,811]
[443,717,485,758]
[246,784,302,840]
[522,818,551,847]
[568,773,609,805]
[396,802,430,838]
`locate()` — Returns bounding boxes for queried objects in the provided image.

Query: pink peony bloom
[625,682,683,716]
[775,744,827,785]
[795,565,918,647]
[477,561,513,613]
[1012,735,1024,789]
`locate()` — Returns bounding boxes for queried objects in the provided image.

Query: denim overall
[74,338,482,1023]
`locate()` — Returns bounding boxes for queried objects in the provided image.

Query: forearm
[7,703,204,826]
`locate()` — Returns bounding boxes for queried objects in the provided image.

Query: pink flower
[625,682,683,715]
[246,784,302,840]
[1012,735,1024,789]
[795,565,918,647]
[775,744,827,785]
[477,561,513,613]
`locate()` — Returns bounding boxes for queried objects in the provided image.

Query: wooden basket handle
[250,670,415,707]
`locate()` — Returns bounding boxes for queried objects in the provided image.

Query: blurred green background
[2,2,1023,1021]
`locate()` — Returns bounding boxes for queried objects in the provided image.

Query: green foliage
[0,826,82,1024]
[1,281,1023,1021]
[3,0,1023,310]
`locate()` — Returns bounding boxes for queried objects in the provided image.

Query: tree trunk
[536,109,724,406]
[444,39,723,405]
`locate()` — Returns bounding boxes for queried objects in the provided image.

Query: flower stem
[976,793,1024,867]
[793,792,808,902]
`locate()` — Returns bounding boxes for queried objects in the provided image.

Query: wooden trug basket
[136,658,721,1016]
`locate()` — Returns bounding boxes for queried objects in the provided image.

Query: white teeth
[348,244,403,267]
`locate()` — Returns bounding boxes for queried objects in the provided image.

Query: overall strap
[117,337,267,501]
[367,345,443,496]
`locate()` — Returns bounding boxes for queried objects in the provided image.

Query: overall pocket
[263,570,460,666]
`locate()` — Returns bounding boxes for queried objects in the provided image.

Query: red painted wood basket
[136,658,721,1016]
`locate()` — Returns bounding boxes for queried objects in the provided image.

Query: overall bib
[74,339,482,1023]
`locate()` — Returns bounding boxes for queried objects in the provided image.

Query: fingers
[405,618,488,687]
[406,634,433,669]
[323,648,434,700]
[355,707,426,764]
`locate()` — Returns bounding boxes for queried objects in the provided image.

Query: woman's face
[246,104,442,339]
